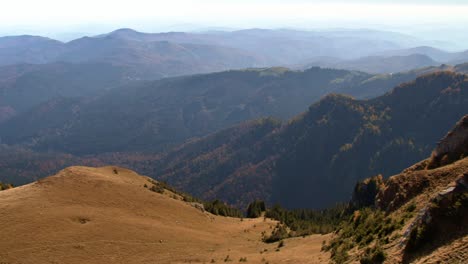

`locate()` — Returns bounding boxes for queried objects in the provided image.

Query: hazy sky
[1,0,468,45]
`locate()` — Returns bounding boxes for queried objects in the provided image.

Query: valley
[1,3,468,262]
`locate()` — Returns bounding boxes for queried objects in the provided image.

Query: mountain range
[127,71,466,209]
[1,70,466,210]
[299,45,468,74]
[300,54,439,74]
[375,46,468,63]
[2,28,467,78]
[1,114,466,264]
[1,28,468,212]
[0,32,266,80]
[0,65,454,154]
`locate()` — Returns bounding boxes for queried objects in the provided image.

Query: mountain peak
[97,28,143,39]
[109,28,140,35]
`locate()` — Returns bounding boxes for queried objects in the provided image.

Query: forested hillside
[133,72,468,209]
[0,66,440,154]
[0,69,466,210]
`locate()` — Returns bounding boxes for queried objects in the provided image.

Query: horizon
[1,1,468,262]
[1,0,468,50]
[1,26,467,53]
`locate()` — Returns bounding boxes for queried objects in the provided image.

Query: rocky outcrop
[336,115,468,263]
[402,173,468,263]
[189,202,205,212]
[376,171,431,212]
[376,115,468,212]
[429,115,468,168]
[348,174,384,210]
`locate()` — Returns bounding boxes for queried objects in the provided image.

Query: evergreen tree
[246,200,266,218]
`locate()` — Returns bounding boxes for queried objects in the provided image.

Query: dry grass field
[0,166,330,264]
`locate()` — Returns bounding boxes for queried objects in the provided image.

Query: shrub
[406,224,429,253]
[405,203,416,213]
[360,245,386,264]
[278,240,285,248]
[0,182,14,191]
[150,184,164,194]
[325,208,399,263]
[263,224,288,243]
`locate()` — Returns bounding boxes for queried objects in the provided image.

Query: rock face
[376,115,468,212]
[326,113,468,263]
[348,174,384,210]
[429,114,468,168]
[402,173,468,263]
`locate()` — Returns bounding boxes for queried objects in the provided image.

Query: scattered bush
[360,245,386,264]
[405,203,416,213]
[0,182,14,191]
[150,184,164,194]
[324,208,401,263]
[147,179,201,202]
[263,223,288,243]
[278,240,285,248]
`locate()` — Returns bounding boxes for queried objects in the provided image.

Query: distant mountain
[0,62,137,116]
[98,28,416,64]
[302,54,440,74]
[0,35,64,65]
[299,45,468,74]
[375,46,456,62]
[2,28,465,79]
[0,66,434,155]
[0,144,104,185]
[126,71,467,209]
[58,36,266,76]
[454,62,468,73]
[0,28,424,70]
[0,33,267,79]
[375,46,468,64]
[450,50,468,65]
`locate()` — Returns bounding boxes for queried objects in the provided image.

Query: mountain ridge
[141,71,468,209]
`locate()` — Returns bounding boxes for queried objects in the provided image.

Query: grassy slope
[0,166,331,264]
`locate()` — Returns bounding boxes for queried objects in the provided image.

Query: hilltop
[0,166,330,264]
